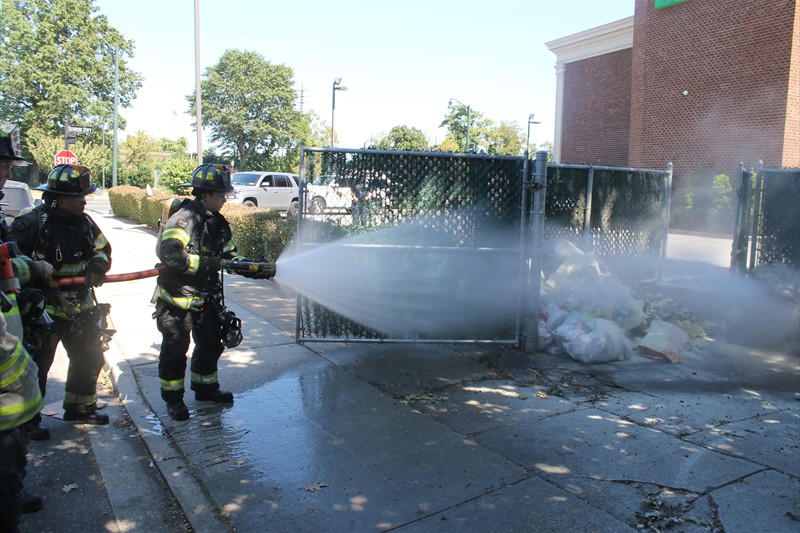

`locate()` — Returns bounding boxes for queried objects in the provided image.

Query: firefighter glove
[85,263,106,287]
[201,255,221,275]
[31,260,55,281]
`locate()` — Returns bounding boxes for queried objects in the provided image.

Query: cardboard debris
[638,345,683,364]
[638,320,689,364]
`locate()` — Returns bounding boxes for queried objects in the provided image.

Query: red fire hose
[56,260,275,287]
[57,267,167,287]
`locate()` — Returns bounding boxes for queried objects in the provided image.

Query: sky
[94,0,635,156]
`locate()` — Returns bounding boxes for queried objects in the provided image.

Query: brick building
[546,0,799,185]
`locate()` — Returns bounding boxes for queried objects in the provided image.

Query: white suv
[226,171,300,216]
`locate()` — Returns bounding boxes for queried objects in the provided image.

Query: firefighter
[0,132,45,527]
[11,164,112,426]
[155,164,273,421]
[0,311,44,532]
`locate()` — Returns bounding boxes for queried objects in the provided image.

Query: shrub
[108,186,147,219]
[108,185,296,260]
[222,204,295,262]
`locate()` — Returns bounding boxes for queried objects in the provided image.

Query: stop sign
[54,149,78,166]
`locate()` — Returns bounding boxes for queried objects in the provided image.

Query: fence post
[516,154,531,348]
[524,150,548,352]
[582,165,594,249]
[295,143,306,340]
[662,162,673,260]
[747,160,764,272]
[731,162,753,274]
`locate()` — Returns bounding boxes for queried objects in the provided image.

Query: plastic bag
[552,314,633,363]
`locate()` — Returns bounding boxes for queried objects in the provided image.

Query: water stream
[274,220,523,339]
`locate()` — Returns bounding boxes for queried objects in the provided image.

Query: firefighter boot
[166,400,189,421]
[63,403,109,425]
[195,389,234,403]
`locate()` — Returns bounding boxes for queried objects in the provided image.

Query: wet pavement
[20,196,800,532]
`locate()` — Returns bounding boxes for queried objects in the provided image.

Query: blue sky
[95,0,634,154]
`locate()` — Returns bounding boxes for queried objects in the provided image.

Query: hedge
[107,186,295,261]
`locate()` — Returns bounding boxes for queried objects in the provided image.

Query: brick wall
[560,49,632,166]
[783,3,800,166]
[629,0,798,184]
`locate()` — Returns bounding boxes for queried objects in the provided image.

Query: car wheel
[288,200,299,218]
[310,197,326,214]
[243,199,257,207]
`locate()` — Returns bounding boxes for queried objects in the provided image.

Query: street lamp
[448,98,472,153]
[331,77,348,147]
[526,113,541,156]
[96,42,120,188]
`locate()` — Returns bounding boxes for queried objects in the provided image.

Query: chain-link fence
[732,162,800,273]
[294,147,672,345]
[544,163,672,259]
[295,146,526,343]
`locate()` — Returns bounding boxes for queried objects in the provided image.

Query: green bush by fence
[107,186,295,261]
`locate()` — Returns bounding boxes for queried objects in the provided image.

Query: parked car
[2,180,39,223]
[306,176,353,214]
[226,171,301,217]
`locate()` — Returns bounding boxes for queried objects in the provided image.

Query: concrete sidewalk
[20,199,800,532]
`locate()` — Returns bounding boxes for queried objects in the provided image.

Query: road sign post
[54,150,78,166]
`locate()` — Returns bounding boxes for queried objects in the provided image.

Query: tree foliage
[0,0,142,178]
[440,103,487,153]
[375,125,429,151]
[188,49,307,170]
[439,105,525,156]
[486,120,524,156]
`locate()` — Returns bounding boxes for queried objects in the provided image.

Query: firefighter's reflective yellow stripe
[0,395,42,430]
[94,233,109,250]
[51,260,91,276]
[0,340,27,387]
[186,254,200,275]
[191,371,219,386]
[0,340,43,430]
[2,293,19,319]
[11,258,32,285]
[222,238,237,254]
[162,227,190,246]
[63,391,98,406]
[160,378,184,392]
[158,286,204,310]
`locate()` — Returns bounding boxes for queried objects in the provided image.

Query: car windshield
[231,173,260,186]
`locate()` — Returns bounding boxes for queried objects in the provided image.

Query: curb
[104,338,233,532]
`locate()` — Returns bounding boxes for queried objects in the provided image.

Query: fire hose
[55,260,276,287]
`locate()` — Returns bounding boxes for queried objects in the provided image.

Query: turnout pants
[156,303,224,403]
[0,428,27,533]
[33,314,106,411]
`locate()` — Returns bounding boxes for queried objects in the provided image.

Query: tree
[0,0,142,181]
[439,104,488,153]
[188,49,308,170]
[375,125,429,151]
[486,120,524,156]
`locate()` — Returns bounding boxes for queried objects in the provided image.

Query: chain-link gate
[544,163,672,259]
[293,147,672,346]
[732,162,800,273]
[295,146,527,344]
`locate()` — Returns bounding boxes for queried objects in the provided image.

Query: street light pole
[526,113,541,156]
[331,78,347,147]
[112,44,119,188]
[449,98,471,153]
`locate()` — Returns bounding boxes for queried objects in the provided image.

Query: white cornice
[546,16,634,64]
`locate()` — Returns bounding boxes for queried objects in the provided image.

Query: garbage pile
[536,239,702,364]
